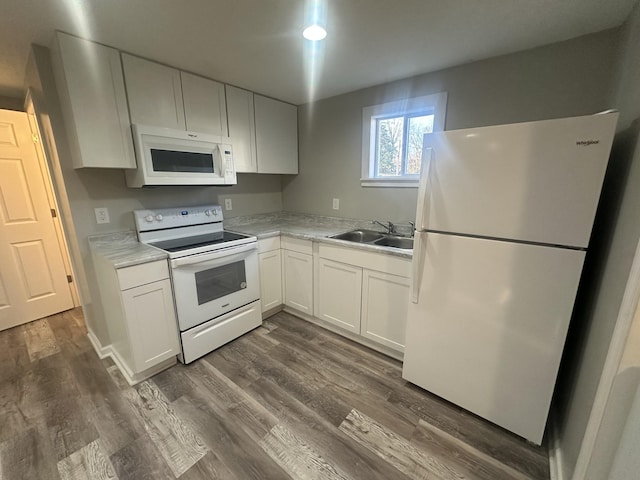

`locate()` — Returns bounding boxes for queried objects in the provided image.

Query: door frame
[23,90,81,307]
[572,236,640,479]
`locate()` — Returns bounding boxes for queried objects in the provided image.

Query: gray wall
[556,2,640,478]
[24,45,283,346]
[283,29,620,223]
[0,95,23,111]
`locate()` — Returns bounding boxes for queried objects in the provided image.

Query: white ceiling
[1,0,637,105]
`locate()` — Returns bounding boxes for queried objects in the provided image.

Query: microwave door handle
[171,243,257,268]
[217,143,223,171]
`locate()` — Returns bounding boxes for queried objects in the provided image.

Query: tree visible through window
[362,93,446,186]
[375,114,434,177]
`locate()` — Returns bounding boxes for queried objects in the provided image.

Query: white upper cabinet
[122,55,229,137]
[226,85,257,172]
[51,32,135,169]
[254,94,298,174]
[121,54,186,130]
[181,72,228,136]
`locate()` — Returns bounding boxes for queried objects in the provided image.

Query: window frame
[361,92,447,187]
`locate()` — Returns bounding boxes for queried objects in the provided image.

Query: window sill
[360,178,419,188]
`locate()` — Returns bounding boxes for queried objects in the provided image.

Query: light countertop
[88,231,167,268]
[88,212,412,268]
[226,212,413,259]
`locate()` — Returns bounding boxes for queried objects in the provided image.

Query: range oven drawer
[179,300,261,364]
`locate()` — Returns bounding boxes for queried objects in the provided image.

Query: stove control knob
[144,215,154,223]
[212,209,218,216]
[205,209,213,216]
[155,214,163,221]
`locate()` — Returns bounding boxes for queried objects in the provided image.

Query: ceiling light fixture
[303,24,327,41]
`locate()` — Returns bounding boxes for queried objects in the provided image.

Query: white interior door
[0,109,73,330]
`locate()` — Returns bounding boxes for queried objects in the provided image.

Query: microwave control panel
[222,144,235,183]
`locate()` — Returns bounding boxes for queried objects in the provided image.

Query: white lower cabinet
[361,270,410,351]
[318,258,362,334]
[256,236,410,356]
[283,249,313,315]
[121,279,180,372]
[317,243,411,355]
[91,254,180,385]
[259,249,283,313]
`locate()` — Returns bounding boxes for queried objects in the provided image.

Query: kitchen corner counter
[225,212,413,259]
[88,231,167,268]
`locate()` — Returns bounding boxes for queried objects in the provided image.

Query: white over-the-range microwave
[125,124,237,188]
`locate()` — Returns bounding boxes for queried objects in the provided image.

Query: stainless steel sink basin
[373,236,414,250]
[329,229,413,250]
[330,229,384,243]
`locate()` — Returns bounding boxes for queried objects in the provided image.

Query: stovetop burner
[149,231,251,253]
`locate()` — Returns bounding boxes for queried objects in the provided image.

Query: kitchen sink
[329,229,413,250]
[330,229,385,243]
[373,236,414,249]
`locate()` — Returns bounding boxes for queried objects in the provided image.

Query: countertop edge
[228,227,413,259]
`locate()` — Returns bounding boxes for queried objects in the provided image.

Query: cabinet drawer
[258,236,281,253]
[117,260,169,291]
[319,244,411,278]
[282,236,313,255]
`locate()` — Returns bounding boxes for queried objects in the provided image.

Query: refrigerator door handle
[415,145,434,231]
[411,230,425,303]
[412,140,434,303]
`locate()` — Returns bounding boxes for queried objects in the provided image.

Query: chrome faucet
[372,220,395,234]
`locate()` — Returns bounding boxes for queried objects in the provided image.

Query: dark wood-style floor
[0,308,550,479]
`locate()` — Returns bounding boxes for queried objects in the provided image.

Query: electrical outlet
[94,207,110,224]
[332,198,340,210]
[224,198,233,210]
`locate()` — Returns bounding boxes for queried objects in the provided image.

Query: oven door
[170,243,259,331]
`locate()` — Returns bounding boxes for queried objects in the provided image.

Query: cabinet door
[361,270,410,352]
[254,94,298,174]
[121,279,179,373]
[318,258,362,333]
[181,72,228,136]
[53,33,135,168]
[225,85,257,173]
[283,250,313,315]
[259,249,283,312]
[122,54,186,130]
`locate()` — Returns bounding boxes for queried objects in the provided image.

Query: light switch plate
[94,207,110,224]
[332,198,340,210]
[224,198,233,210]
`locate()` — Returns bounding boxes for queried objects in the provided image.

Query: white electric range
[134,204,261,363]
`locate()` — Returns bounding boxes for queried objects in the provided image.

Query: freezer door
[418,113,617,248]
[402,232,585,444]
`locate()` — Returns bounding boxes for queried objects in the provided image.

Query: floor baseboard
[548,412,565,480]
[86,328,112,359]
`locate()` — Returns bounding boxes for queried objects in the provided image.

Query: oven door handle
[170,243,257,268]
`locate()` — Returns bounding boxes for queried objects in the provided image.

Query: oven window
[195,261,246,305]
[151,149,215,173]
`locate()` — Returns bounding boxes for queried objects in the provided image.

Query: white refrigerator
[402,112,618,445]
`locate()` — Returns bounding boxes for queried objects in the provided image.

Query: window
[361,92,447,187]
